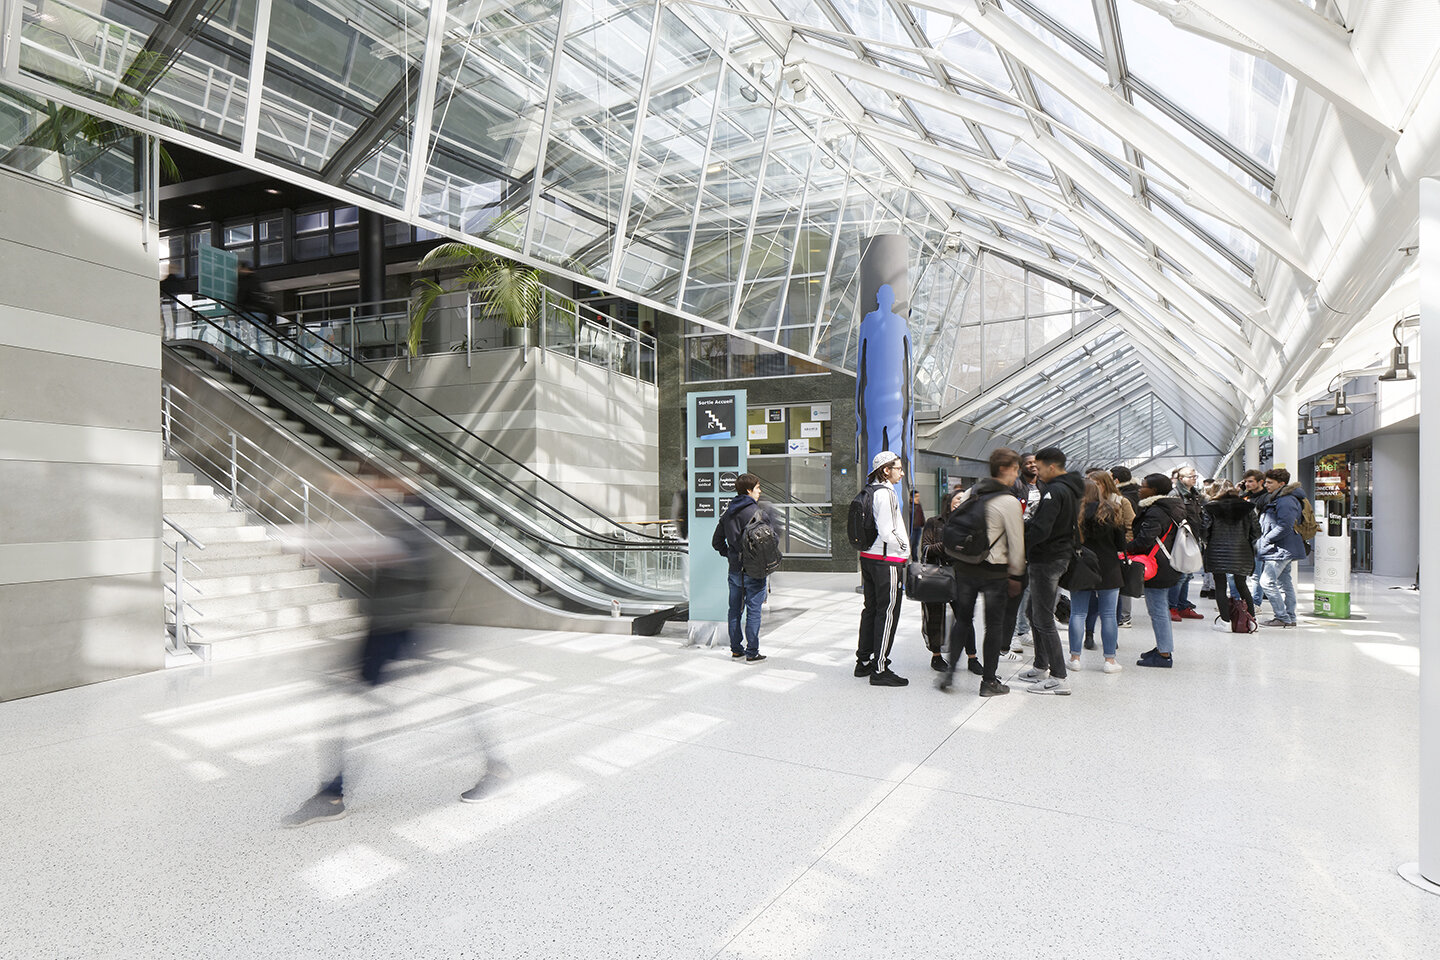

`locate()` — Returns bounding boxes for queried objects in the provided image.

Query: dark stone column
[359,209,385,315]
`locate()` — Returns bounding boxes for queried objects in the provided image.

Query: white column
[1272,386,1297,474]
[1415,179,1440,888]
[1245,433,1260,472]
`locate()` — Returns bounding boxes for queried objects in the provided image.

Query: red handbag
[1123,524,1174,581]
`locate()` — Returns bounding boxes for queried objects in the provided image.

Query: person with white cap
[856,450,911,686]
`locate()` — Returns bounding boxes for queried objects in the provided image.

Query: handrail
[170,294,667,547]
[163,516,207,551]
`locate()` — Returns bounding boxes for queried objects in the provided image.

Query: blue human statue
[855,283,913,496]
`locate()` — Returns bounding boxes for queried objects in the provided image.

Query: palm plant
[408,215,543,356]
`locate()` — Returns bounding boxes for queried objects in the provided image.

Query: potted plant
[408,226,543,355]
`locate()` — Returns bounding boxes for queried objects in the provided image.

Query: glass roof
[3,0,1405,471]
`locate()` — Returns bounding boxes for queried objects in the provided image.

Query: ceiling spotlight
[264,188,281,195]
[1327,387,1352,417]
[739,83,758,103]
[188,203,204,209]
[1300,411,1319,435]
[1378,344,1415,382]
[1318,337,1338,349]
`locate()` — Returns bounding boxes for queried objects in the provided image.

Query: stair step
[170,536,285,560]
[180,551,304,577]
[188,598,362,641]
[162,484,223,502]
[163,509,252,527]
[187,615,368,662]
[186,582,344,617]
[189,567,323,595]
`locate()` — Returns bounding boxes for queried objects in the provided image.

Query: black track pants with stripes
[858,557,905,668]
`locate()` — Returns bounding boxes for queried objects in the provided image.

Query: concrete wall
[357,348,660,522]
[0,170,164,700]
[1373,432,1420,579]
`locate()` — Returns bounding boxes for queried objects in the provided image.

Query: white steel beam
[608,0,666,283]
[934,0,1315,277]
[402,0,450,218]
[239,0,273,158]
[1133,0,1394,134]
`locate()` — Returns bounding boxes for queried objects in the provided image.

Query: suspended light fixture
[1379,345,1414,382]
[1300,408,1319,435]
[1378,316,1418,382]
[1327,386,1353,417]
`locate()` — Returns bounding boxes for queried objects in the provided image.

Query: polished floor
[2,572,1435,958]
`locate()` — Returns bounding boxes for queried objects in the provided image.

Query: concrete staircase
[163,458,365,660]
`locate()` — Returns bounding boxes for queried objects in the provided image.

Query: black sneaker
[937,671,954,692]
[930,654,947,672]
[967,657,985,676]
[282,790,346,828]
[1083,635,1095,650]
[854,659,874,677]
[745,654,767,663]
[979,679,1010,697]
[869,669,909,687]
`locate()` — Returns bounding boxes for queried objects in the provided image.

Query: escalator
[163,297,686,632]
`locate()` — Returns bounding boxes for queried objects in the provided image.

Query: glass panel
[1117,0,1296,172]
[983,318,1025,385]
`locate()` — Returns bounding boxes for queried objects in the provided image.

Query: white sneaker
[1028,677,1071,695]
[1068,657,1081,672]
[1102,660,1123,674]
[1001,650,1023,662]
[1015,667,1047,683]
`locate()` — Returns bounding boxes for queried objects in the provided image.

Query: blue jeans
[1168,573,1195,611]
[1248,557,1266,605]
[1014,583,1031,636]
[1070,588,1119,658]
[1144,587,1175,654]
[727,571,766,656]
[1259,559,1296,623]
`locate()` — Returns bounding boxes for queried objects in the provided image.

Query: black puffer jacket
[1125,495,1187,590]
[1176,483,1206,544]
[1078,501,1127,591]
[1026,471,1086,564]
[1200,494,1260,575]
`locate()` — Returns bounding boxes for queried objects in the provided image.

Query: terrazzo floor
[2,572,1435,959]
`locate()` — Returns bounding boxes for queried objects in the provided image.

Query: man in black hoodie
[1014,446,1085,695]
[711,474,769,663]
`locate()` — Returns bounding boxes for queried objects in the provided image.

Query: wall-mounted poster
[1315,453,1349,501]
[811,403,831,421]
[800,421,822,438]
[694,473,715,493]
[719,471,737,492]
[694,498,715,518]
[748,424,768,439]
[766,408,784,423]
[788,439,810,455]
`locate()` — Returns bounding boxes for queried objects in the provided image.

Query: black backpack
[739,507,783,578]
[846,483,884,549]
[942,491,1003,560]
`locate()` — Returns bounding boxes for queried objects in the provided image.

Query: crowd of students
[851,448,1312,698]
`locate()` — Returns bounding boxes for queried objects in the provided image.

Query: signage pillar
[686,389,746,647]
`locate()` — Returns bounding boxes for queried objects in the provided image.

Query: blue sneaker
[1136,649,1173,668]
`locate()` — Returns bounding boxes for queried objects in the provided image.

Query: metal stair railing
[162,517,205,655]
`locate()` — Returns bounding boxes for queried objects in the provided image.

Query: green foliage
[408,215,545,356]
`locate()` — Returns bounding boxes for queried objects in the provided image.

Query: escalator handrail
[170,295,669,549]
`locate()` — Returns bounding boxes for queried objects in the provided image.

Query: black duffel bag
[1059,543,1102,592]
[1119,557,1147,598]
[906,561,957,604]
